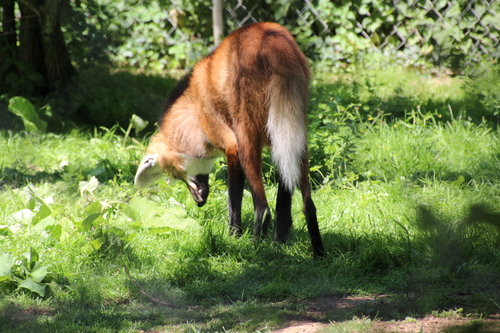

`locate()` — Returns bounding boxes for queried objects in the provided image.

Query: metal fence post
[212,0,224,47]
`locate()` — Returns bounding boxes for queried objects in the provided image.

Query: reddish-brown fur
[135,22,324,257]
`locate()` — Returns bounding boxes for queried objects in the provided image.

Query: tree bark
[18,0,48,94]
[1,0,17,48]
[17,0,75,94]
[0,0,18,97]
[40,0,75,91]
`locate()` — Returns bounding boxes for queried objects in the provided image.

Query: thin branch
[18,0,42,21]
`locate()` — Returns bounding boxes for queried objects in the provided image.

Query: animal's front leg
[226,148,245,236]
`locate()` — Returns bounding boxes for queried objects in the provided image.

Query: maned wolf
[135,22,324,257]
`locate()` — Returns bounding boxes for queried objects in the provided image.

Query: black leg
[299,155,325,258]
[275,178,293,242]
[235,132,270,238]
[302,196,324,258]
[227,150,245,236]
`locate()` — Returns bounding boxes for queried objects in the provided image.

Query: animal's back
[193,22,310,191]
[195,22,309,124]
[226,23,310,189]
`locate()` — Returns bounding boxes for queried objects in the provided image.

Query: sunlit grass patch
[1,74,500,331]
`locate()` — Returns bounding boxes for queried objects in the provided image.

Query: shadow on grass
[0,157,136,189]
[444,321,500,333]
[0,167,62,189]
[1,203,500,332]
[0,293,208,333]
[312,65,500,126]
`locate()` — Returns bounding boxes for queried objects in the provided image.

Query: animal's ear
[134,154,163,189]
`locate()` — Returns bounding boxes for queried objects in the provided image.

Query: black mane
[159,70,193,124]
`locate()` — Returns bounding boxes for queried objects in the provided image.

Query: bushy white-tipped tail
[267,75,308,192]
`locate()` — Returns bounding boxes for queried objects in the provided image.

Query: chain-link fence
[164,0,499,71]
[228,1,497,52]
[224,0,499,68]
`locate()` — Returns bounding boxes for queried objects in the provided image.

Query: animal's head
[134,135,215,207]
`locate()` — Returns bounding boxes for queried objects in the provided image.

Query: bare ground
[271,295,500,333]
[3,294,499,332]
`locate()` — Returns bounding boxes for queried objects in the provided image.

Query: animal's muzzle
[187,174,210,207]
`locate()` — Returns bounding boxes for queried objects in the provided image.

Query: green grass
[2,69,500,332]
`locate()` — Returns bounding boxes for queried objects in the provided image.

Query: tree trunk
[1,0,18,94]
[18,0,49,95]
[17,0,75,94]
[1,0,17,48]
[40,0,75,91]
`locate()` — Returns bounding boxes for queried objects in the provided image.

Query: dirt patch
[369,316,494,333]
[273,322,325,333]
[271,295,500,333]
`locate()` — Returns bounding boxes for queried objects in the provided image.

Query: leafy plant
[1,71,500,332]
[8,97,47,133]
[0,49,46,98]
[0,249,56,297]
[56,0,498,74]
[48,67,177,130]
[122,197,202,236]
[122,114,149,147]
[307,96,359,184]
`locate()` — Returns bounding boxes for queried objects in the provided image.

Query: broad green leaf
[29,262,48,283]
[19,249,38,271]
[32,204,53,225]
[444,5,461,18]
[31,216,56,232]
[57,217,74,242]
[143,206,201,233]
[148,226,175,235]
[79,176,99,196]
[124,232,137,242]
[28,248,39,265]
[140,206,185,228]
[168,216,201,233]
[162,206,188,219]
[89,166,106,177]
[0,226,12,236]
[130,114,149,134]
[141,217,171,229]
[358,4,369,15]
[19,278,46,297]
[8,96,47,132]
[123,197,160,222]
[12,209,35,224]
[90,238,104,251]
[85,201,103,216]
[80,213,101,232]
[0,276,11,282]
[47,224,62,240]
[28,197,36,210]
[0,253,15,279]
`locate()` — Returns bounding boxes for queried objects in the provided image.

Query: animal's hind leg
[235,129,271,238]
[299,155,325,258]
[275,178,293,243]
